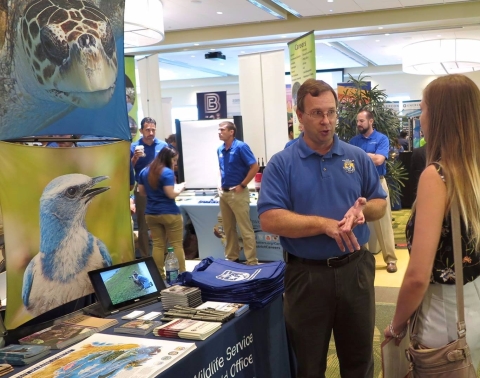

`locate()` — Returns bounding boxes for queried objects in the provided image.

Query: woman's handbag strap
[451,198,466,338]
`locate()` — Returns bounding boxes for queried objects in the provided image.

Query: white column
[239,53,265,161]
[239,50,288,163]
[137,54,165,140]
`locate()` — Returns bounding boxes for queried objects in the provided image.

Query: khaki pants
[145,213,186,279]
[367,178,397,264]
[219,188,258,265]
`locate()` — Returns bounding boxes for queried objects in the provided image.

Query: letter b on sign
[205,93,221,112]
[197,91,227,119]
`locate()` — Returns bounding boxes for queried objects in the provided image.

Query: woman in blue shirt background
[138,147,186,279]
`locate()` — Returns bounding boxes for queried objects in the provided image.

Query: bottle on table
[165,247,180,285]
[254,172,262,193]
[260,158,265,173]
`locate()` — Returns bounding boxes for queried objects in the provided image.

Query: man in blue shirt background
[217,121,259,265]
[131,117,167,258]
[258,79,386,377]
[350,110,398,273]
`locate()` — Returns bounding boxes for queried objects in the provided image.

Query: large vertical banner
[197,91,228,119]
[0,141,134,329]
[0,0,129,140]
[125,56,139,140]
[288,31,316,137]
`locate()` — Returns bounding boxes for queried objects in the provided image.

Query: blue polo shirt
[218,139,256,188]
[284,134,302,149]
[130,138,167,181]
[257,134,386,259]
[138,167,179,215]
[349,130,389,176]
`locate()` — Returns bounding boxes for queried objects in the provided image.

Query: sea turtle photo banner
[0,0,129,141]
[0,141,134,329]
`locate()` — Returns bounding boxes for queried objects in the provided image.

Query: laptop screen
[88,257,166,314]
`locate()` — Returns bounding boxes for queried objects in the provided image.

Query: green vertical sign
[288,31,316,137]
[125,56,139,141]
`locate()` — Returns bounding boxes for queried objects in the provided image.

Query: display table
[178,194,283,261]
[5,295,291,378]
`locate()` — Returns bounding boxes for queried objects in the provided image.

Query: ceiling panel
[399,0,447,6]
[353,0,404,11]
[156,40,364,80]
[308,0,364,15]
[338,25,480,66]
[162,0,281,32]
[137,0,480,81]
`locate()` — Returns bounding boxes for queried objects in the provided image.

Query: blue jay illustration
[22,174,113,316]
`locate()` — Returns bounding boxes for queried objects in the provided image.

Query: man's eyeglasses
[304,109,338,120]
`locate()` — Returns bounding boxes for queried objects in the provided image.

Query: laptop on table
[85,257,166,317]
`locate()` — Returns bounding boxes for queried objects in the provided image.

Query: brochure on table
[11,333,196,378]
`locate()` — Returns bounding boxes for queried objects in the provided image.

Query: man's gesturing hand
[324,219,360,253]
[338,197,367,233]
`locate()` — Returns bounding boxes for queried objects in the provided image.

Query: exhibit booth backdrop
[0,0,129,140]
[0,141,134,329]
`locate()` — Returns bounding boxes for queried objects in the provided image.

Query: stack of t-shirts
[153,319,221,340]
[177,257,285,309]
[160,286,202,310]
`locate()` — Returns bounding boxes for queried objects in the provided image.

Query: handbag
[405,199,477,377]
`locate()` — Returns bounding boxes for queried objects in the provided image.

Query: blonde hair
[423,74,480,250]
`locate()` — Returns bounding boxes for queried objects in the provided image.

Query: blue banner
[197,91,228,119]
[0,0,129,140]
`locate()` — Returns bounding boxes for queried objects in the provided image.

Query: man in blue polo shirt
[217,121,259,265]
[350,110,398,273]
[258,79,386,378]
[131,117,167,258]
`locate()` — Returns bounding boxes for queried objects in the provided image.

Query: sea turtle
[0,0,124,140]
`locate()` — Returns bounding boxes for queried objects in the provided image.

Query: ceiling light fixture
[124,0,164,48]
[217,11,223,14]
[328,0,333,2]
[403,39,480,75]
[245,0,287,19]
[270,0,303,17]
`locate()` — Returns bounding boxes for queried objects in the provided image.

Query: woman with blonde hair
[384,74,480,369]
[138,147,186,279]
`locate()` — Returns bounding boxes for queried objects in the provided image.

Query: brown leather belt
[286,248,364,268]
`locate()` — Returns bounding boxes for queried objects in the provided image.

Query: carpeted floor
[392,209,411,248]
[326,302,395,377]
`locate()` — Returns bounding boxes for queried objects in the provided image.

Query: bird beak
[83,176,110,201]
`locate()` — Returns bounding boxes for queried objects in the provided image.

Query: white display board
[179,119,227,189]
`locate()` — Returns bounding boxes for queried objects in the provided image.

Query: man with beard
[350,109,398,273]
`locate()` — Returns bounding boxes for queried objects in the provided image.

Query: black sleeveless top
[405,164,480,285]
